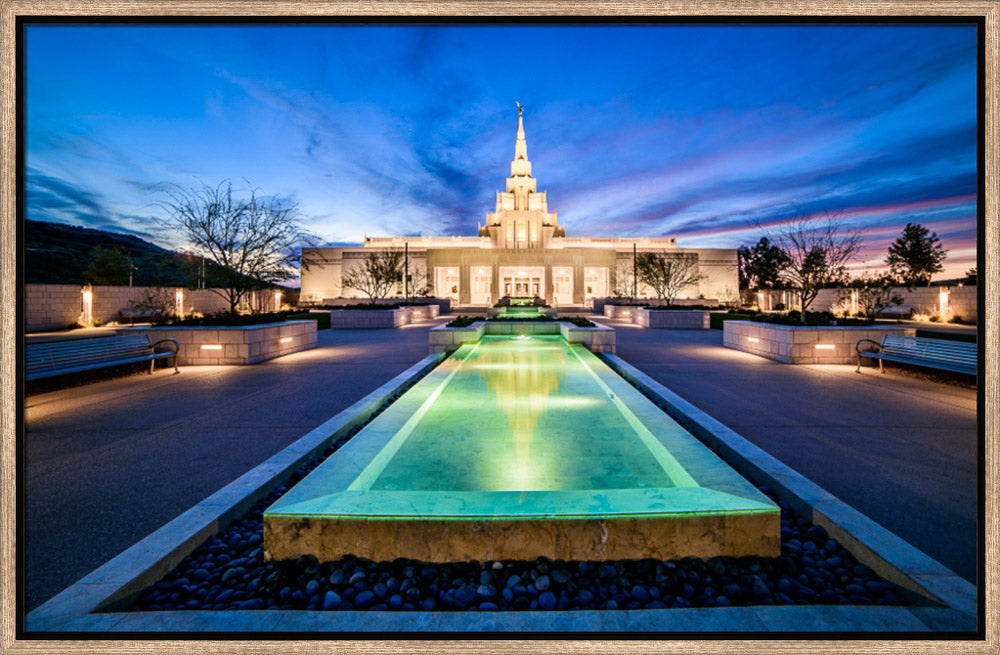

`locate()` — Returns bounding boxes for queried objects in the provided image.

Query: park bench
[26,334,180,381]
[855,334,976,376]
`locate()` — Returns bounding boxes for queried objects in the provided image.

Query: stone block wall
[330,308,413,329]
[603,305,635,320]
[633,309,711,329]
[115,321,317,365]
[723,321,917,364]
[401,304,440,320]
[26,283,284,332]
[757,286,977,323]
[428,323,486,353]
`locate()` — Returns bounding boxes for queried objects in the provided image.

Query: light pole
[632,243,637,301]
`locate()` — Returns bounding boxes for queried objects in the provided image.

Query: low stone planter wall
[330,308,412,329]
[115,321,318,365]
[559,322,616,353]
[723,321,917,364]
[603,304,636,320]
[633,308,711,329]
[428,322,486,353]
[401,304,440,320]
[429,320,615,353]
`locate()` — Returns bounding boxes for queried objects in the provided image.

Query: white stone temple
[300,106,738,307]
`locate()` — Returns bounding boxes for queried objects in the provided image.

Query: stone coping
[24,353,975,634]
[722,321,917,365]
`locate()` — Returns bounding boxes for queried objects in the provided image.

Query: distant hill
[24,219,293,289]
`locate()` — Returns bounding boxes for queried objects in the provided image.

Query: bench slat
[857,334,976,376]
[26,334,178,381]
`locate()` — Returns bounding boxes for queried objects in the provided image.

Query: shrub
[446,315,478,328]
[154,310,304,327]
[567,316,596,327]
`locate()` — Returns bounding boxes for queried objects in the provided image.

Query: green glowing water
[357,336,687,492]
[266,335,775,520]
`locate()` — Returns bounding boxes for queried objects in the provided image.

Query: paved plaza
[23,316,978,612]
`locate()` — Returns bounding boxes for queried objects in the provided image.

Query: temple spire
[511,103,531,176]
[515,102,528,161]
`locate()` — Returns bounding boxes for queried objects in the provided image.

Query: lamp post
[632,243,637,301]
[404,242,410,303]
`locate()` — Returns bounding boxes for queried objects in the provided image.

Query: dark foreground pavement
[609,319,977,584]
[23,316,977,612]
[23,319,450,611]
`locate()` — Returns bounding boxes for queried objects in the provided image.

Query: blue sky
[25,23,977,278]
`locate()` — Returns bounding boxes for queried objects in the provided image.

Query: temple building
[300,106,738,307]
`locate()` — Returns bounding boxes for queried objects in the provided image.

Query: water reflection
[480,337,565,490]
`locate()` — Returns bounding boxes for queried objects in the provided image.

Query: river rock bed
[127,360,914,613]
[129,477,910,613]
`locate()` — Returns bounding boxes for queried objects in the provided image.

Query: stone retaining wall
[26,283,284,332]
[330,308,413,329]
[115,321,317,365]
[401,304,439,320]
[723,321,917,364]
[603,305,636,320]
[756,286,977,323]
[632,309,711,329]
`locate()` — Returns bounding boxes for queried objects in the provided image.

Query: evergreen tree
[885,222,947,286]
[737,237,791,290]
[82,246,133,285]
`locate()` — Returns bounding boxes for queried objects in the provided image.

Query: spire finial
[516,101,523,116]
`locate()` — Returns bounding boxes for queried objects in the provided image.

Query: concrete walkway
[24,318,451,611]
[23,316,977,612]
[608,317,977,583]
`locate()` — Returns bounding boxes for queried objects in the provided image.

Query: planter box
[400,304,439,320]
[723,321,917,364]
[115,321,318,365]
[330,308,412,329]
[633,308,711,329]
[429,320,615,354]
[603,304,636,320]
[559,321,616,353]
[428,322,486,353]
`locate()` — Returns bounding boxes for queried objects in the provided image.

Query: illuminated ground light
[747,337,760,343]
[814,344,836,350]
[200,344,223,351]
[279,337,293,343]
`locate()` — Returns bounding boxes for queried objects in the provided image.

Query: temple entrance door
[499,266,545,300]
[552,267,573,306]
[434,267,461,302]
[470,266,492,305]
[583,267,608,303]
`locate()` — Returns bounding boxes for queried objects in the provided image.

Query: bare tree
[769,214,861,322]
[342,249,404,303]
[160,180,305,314]
[634,251,706,304]
[612,259,637,299]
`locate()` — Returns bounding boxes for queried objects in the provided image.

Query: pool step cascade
[264,335,779,563]
[429,319,616,353]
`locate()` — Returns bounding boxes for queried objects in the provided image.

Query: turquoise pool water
[266,336,773,521]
